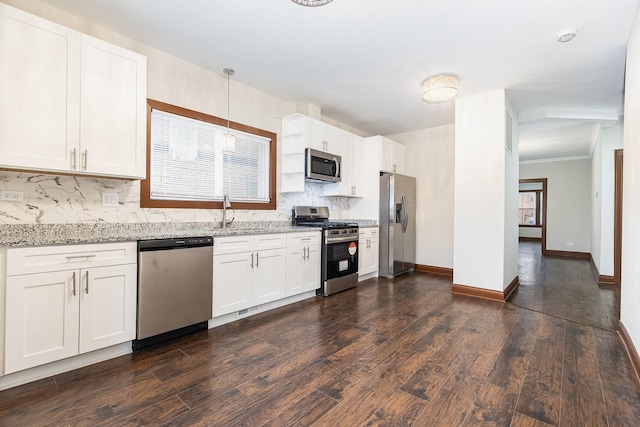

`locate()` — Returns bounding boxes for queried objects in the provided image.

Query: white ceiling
[38,0,640,161]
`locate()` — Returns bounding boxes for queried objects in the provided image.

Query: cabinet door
[379,137,394,173]
[4,271,79,374]
[306,118,325,151]
[253,248,286,305]
[80,35,147,179]
[392,142,405,174]
[285,244,305,296]
[365,232,379,275]
[302,243,321,293]
[358,232,368,274]
[213,252,253,316]
[0,4,80,173]
[79,264,137,354]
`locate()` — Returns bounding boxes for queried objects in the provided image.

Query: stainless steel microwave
[305,148,341,183]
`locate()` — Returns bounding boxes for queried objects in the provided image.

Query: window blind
[150,109,271,203]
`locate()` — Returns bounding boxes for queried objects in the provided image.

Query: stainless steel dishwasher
[134,236,213,350]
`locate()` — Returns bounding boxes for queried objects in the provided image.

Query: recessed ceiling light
[556,28,577,43]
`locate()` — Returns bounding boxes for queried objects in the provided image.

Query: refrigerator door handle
[401,195,409,233]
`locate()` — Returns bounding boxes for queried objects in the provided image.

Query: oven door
[324,236,358,280]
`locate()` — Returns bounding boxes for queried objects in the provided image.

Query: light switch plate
[102,192,119,207]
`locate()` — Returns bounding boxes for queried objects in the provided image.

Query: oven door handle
[326,236,359,244]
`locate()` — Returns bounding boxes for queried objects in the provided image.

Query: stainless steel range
[293,206,359,296]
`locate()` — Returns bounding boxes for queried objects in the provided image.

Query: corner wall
[453,90,516,292]
[389,124,455,269]
[621,3,640,364]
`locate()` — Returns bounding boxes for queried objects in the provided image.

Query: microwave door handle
[334,157,341,179]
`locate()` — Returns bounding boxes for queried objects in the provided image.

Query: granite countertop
[0,220,378,247]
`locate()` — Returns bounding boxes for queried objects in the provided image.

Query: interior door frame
[519,178,548,255]
[614,149,623,285]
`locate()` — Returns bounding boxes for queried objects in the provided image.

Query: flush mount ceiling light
[222,68,235,154]
[291,0,333,6]
[556,27,577,42]
[422,74,459,103]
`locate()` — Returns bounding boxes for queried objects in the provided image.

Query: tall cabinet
[0,3,147,179]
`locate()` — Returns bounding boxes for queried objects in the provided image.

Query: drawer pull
[65,255,97,260]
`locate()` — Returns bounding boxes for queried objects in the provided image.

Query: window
[519,190,542,226]
[141,100,276,210]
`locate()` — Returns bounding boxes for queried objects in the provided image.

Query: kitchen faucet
[222,194,234,228]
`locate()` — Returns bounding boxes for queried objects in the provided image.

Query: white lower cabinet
[359,227,379,278]
[4,242,137,374]
[213,234,286,317]
[285,232,321,296]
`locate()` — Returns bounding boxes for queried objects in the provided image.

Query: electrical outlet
[0,190,24,201]
[101,192,119,207]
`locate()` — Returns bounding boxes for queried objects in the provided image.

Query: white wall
[453,90,515,292]
[503,100,519,288]
[388,124,455,269]
[621,5,640,360]
[520,159,592,253]
[591,125,603,270]
[0,0,357,224]
[596,120,624,275]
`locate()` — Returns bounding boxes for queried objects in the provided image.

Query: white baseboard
[0,343,132,391]
[208,291,316,328]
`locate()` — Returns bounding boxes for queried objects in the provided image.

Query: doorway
[518,178,547,255]
[614,149,623,285]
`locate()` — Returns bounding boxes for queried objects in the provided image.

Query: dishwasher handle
[138,236,213,251]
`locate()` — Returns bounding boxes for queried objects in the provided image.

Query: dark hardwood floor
[510,241,620,330]
[1,270,639,426]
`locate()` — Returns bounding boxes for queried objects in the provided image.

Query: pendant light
[222,68,235,154]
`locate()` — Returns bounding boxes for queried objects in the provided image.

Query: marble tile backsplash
[0,171,350,224]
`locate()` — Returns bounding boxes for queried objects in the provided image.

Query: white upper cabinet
[323,133,367,198]
[368,135,407,174]
[0,4,80,173]
[79,35,147,178]
[0,4,147,179]
[281,113,368,195]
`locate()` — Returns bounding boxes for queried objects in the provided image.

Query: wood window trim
[518,189,542,227]
[140,99,277,210]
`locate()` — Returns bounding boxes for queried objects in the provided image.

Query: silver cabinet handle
[82,149,88,171]
[256,252,259,268]
[85,270,89,294]
[72,271,77,296]
[251,252,254,268]
[306,246,310,259]
[66,254,96,260]
[302,248,306,260]
[71,149,77,170]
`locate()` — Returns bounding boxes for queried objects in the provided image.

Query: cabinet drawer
[6,242,136,276]
[214,235,254,255]
[253,234,286,251]
[287,232,321,246]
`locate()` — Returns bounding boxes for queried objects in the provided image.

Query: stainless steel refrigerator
[379,172,416,278]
